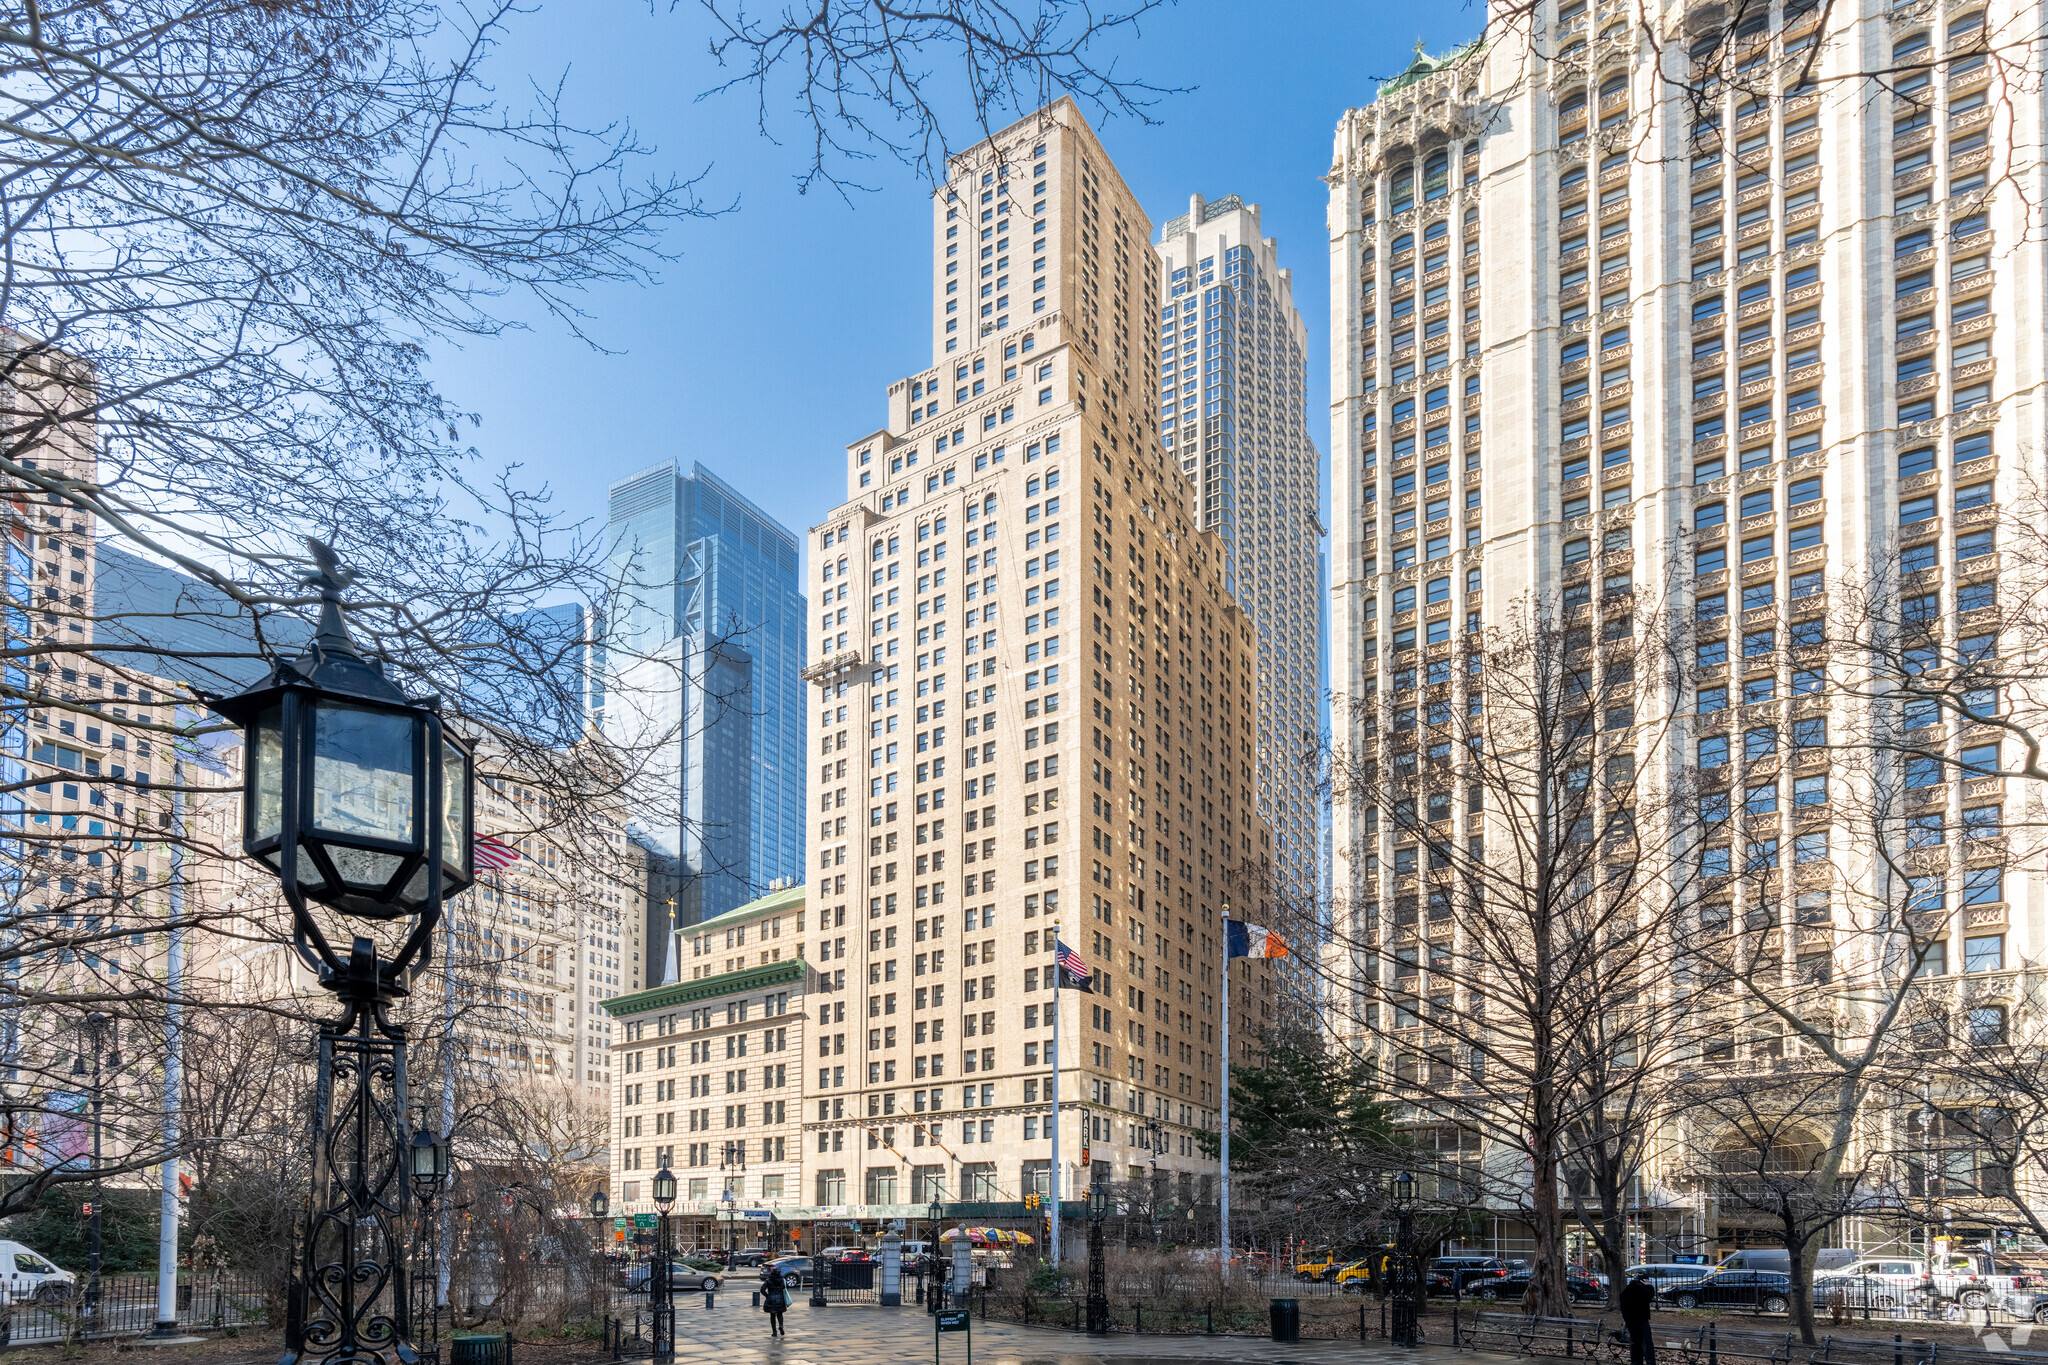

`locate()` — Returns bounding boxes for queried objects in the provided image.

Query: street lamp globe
[590,1190,609,1220]
[408,1128,448,1201]
[1087,1185,1108,1221]
[651,1167,678,1213]
[1393,1169,1416,1207]
[928,1200,944,1224]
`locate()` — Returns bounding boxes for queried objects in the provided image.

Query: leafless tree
[1881,985,2048,1254]
[1321,567,1703,1319]
[0,0,1177,1212]
[691,0,1180,193]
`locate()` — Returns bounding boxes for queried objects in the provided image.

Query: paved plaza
[660,1300,1493,1365]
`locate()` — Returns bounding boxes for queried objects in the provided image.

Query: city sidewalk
[667,1301,1505,1365]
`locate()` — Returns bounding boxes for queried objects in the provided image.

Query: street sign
[742,1209,772,1219]
[632,1213,657,1229]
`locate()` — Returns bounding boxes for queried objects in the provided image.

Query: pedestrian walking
[761,1266,790,1337]
[1621,1273,1657,1365]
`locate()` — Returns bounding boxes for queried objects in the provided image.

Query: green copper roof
[688,883,805,935]
[603,956,807,1017]
[1377,38,1483,97]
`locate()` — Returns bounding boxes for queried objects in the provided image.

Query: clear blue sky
[430,0,1488,564]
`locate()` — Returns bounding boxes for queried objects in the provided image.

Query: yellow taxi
[1294,1252,1343,1282]
[1335,1258,1377,1292]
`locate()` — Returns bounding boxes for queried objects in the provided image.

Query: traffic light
[1023,1193,1042,1211]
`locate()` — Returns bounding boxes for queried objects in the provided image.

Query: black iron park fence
[1,1271,272,1344]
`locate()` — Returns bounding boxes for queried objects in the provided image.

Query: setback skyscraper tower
[1155,194,1327,912]
[800,97,1277,1231]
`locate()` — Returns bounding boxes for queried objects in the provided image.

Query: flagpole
[1219,907,1231,1279]
[1049,920,1061,1270]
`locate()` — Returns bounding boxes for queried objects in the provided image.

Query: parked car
[1823,1255,2039,1310]
[623,1261,723,1293]
[1336,1259,1377,1293]
[1626,1263,1715,1290]
[1997,1289,2048,1324]
[1295,1252,1343,1282]
[1659,1269,1793,1313]
[816,1245,875,1263]
[726,1249,768,1268]
[764,1256,813,1287]
[1469,1272,1607,1304]
[1427,1255,1512,1296]
[1812,1273,1912,1309]
[0,1244,74,1305]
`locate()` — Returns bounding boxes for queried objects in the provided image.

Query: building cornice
[602,957,807,1017]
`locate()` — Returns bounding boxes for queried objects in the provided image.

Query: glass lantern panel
[330,846,407,893]
[397,863,429,906]
[253,706,285,842]
[311,701,417,845]
[441,741,469,877]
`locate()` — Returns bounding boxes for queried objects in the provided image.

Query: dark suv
[1427,1256,1512,1296]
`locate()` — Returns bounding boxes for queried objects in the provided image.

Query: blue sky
[430,0,1488,566]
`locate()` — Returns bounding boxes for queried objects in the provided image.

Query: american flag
[1053,938,1090,984]
[473,834,521,870]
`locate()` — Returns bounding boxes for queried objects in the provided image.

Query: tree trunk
[1526,1144,1572,1318]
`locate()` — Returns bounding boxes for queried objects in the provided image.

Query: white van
[0,1241,76,1304]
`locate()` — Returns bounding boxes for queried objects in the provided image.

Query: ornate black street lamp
[206,541,473,1365]
[408,1126,450,1365]
[1085,1183,1109,1334]
[923,1197,945,1312]
[70,1014,116,1325]
[1390,1170,1420,1347]
[589,1189,609,1221]
[650,1167,677,1365]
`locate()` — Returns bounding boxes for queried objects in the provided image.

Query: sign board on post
[632,1213,657,1230]
[935,1307,971,1365]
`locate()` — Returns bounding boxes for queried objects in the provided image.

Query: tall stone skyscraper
[604,460,806,962]
[1155,194,1326,910]
[799,98,1277,1223]
[1326,0,2046,1255]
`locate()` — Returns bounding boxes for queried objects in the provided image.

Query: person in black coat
[1620,1274,1657,1365]
[760,1266,790,1337]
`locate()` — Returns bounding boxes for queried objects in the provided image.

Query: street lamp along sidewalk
[204,538,474,1365]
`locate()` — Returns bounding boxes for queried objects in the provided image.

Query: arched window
[1947,10,1984,41]
[1559,92,1588,122]
[1390,166,1415,212]
[1599,71,1628,101]
[1893,30,1929,61]
[1423,149,1451,199]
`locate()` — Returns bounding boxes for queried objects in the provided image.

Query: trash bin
[1270,1298,1300,1342]
[450,1334,510,1365]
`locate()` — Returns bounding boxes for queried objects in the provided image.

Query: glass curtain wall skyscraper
[603,460,805,964]
[1155,195,1326,909]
